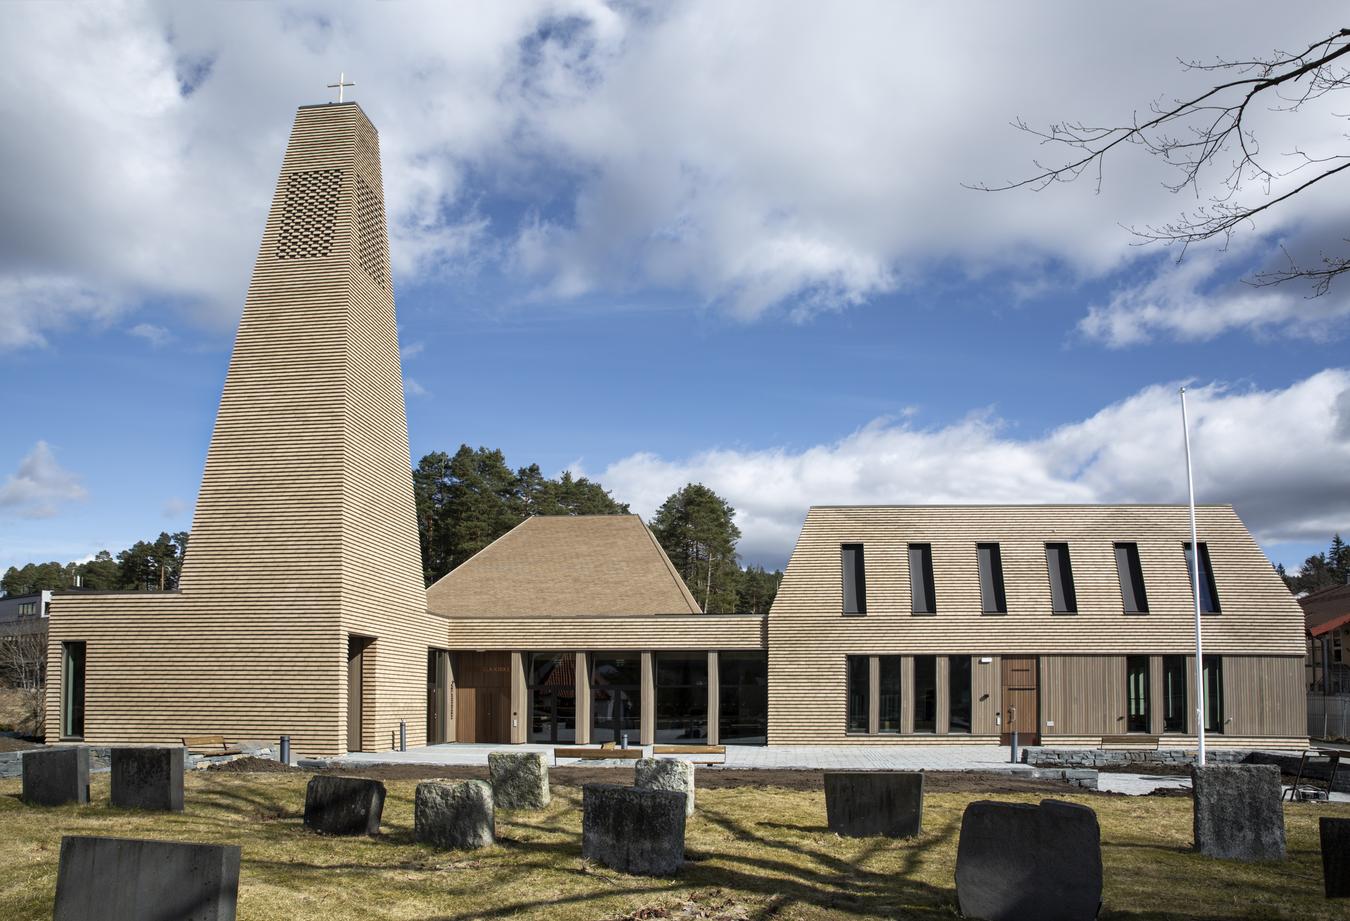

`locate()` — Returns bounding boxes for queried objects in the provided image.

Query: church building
[44,99,1307,757]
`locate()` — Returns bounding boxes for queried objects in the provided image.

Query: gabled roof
[1302,583,1350,636]
[425,515,703,616]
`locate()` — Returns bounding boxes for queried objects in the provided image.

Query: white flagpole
[1180,386,1206,767]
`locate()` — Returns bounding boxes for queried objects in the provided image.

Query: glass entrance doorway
[529,653,577,744]
[592,654,641,744]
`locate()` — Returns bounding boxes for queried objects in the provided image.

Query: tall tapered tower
[47,102,446,756]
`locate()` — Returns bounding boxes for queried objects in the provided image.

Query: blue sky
[1,2,1348,573]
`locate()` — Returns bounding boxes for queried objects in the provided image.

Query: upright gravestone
[823,771,923,838]
[1321,817,1350,899]
[582,783,686,876]
[54,835,241,921]
[21,747,90,806]
[488,751,550,809]
[1190,764,1286,861]
[955,799,1102,921]
[635,758,696,817]
[110,747,185,812]
[304,775,386,836]
[415,780,495,850]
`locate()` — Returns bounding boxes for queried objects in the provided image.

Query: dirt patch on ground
[303,762,1081,794]
[207,756,302,774]
[0,736,40,753]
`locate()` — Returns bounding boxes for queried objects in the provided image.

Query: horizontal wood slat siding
[443,614,767,651]
[46,103,445,757]
[766,505,1305,745]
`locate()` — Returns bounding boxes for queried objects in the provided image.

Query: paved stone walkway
[335,743,1027,771]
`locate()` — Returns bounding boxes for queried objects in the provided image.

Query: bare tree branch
[972,27,1350,297]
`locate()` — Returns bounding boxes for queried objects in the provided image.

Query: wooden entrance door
[453,652,512,743]
[1001,656,1040,745]
[348,636,371,752]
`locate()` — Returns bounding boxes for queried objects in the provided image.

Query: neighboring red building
[1303,583,1350,693]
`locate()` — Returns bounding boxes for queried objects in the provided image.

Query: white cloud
[404,377,429,398]
[0,442,88,519]
[161,497,187,518]
[586,369,1350,567]
[2,2,1346,346]
[129,322,172,347]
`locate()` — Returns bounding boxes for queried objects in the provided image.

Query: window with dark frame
[1045,542,1078,613]
[718,652,767,745]
[908,543,936,615]
[655,653,708,745]
[948,656,972,732]
[846,655,870,732]
[977,543,1007,614]
[1126,655,1150,732]
[61,641,86,739]
[1184,542,1222,613]
[841,544,867,615]
[878,656,901,733]
[1114,542,1149,613]
[913,655,937,732]
[1162,655,1187,733]
[1203,655,1224,733]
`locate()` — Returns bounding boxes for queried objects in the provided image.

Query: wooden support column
[576,652,591,745]
[640,652,655,745]
[707,651,720,746]
[867,655,880,736]
[1148,655,1166,736]
[935,656,950,735]
[510,651,527,744]
[900,656,915,734]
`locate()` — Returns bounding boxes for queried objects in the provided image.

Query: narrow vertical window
[977,543,1007,614]
[1184,542,1221,613]
[1126,656,1150,732]
[1045,543,1078,613]
[846,656,870,732]
[908,543,936,614]
[913,655,937,733]
[878,657,901,733]
[1203,655,1224,733]
[1114,542,1149,613]
[1162,655,1187,733]
[62,641,86,739]
[948,656,972,733]
[841,544,867,615]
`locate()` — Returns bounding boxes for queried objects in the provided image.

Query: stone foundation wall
[1025,747,1268,768]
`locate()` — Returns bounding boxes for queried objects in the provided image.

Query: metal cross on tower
[327,72,355,103]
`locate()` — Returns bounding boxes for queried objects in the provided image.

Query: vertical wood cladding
[46,103,445,757]
[766,505,1305,745]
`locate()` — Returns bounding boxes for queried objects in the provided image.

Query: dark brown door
[1001,656,1040,745]
[453,652,512,743]
[348,636,370,752]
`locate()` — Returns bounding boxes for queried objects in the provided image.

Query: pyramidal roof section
[426,515,704,616]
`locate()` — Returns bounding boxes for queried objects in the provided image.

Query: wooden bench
[1100,735,1159,750]
[652,744,727,763]
[182,735,242,756]
[552,746,644,764]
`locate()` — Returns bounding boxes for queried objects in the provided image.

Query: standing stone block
[1190,764,1286,860]
[582,783,686,876]
[824,771,923,838]
[54,835,240,921]
[488,751,550,809]
[955,799,1102,921]
[303,775,385,836]
[1320,817,1350,898]
[110,747,185,812]
[415,780,495,850]
[22,747,90,806]
[635,758,695,817]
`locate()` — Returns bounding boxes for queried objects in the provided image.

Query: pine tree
[648,483,743,613]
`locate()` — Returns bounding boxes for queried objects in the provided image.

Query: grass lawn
[0,769,1345,920]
